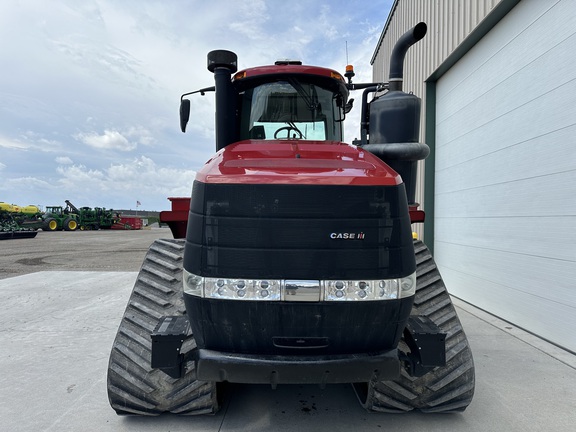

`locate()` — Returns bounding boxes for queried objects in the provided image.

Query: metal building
[372,0,576,353]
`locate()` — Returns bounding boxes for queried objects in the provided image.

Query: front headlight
[184,269,417,302]
[204,278,282,301]
[183,272,203,297]
[399,272,416,297]
[324,279,400,301]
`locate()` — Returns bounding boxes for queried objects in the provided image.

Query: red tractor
[107,22,475,415]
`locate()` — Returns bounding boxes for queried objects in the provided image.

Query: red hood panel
[196,140,401,186]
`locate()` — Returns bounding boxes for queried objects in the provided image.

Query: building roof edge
[370,0,400,65]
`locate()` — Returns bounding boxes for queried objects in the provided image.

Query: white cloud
[73,126,154,152]
[56,164,106,183]
[75,130,136,151]
[318,5,339,40]
[55,156,73,165]
[228,0,270,40]
[50,36,156,93]
[0,132,66,153]
[1,176,52,193]
[0,136,29,149]
[51,156,196,209]
[125,126,155,146]
[104,156,196,193]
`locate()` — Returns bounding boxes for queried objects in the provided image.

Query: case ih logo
[330,232,365,240]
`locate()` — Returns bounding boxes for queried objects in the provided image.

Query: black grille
[184,182,415,280]
[190,183,403,218]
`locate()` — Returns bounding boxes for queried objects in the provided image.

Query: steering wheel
[274,126,303,139]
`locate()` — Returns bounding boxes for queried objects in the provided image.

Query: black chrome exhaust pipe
[388,22,427,92]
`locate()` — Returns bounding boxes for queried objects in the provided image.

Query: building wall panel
[433,0,576,352]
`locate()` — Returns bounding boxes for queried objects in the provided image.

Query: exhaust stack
[388,22,427,92]
[364,23,429,205]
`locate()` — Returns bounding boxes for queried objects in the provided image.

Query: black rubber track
[355,240,475,413]
[107,239,218,415]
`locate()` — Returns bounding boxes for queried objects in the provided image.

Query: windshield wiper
[288,78,318,112]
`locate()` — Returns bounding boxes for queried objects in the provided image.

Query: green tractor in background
[41,206,79,231]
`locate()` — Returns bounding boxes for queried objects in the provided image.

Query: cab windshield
[238,80,343,141]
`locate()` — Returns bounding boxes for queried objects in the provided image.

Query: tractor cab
[233,66,348,142]
[44,206,63,216]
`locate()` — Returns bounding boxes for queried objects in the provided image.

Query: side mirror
[333,94,346,123]
[344,98,354,114]
[179,99,191,133]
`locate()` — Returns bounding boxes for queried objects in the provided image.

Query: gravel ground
[0,228,172,280]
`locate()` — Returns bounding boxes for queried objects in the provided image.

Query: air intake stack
[207,50,238,151]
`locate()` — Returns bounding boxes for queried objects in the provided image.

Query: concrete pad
[1,271,575,431]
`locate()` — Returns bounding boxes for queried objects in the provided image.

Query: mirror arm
[180,86,215,101]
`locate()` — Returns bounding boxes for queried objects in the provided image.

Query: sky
[0,0,393,211]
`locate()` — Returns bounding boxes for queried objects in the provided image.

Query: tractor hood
[196,140,401,186]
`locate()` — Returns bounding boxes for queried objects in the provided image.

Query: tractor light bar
[183,270,416,301]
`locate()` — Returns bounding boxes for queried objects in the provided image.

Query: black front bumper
[194,348,400,385]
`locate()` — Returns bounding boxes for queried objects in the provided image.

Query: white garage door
[434,0,576,352]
